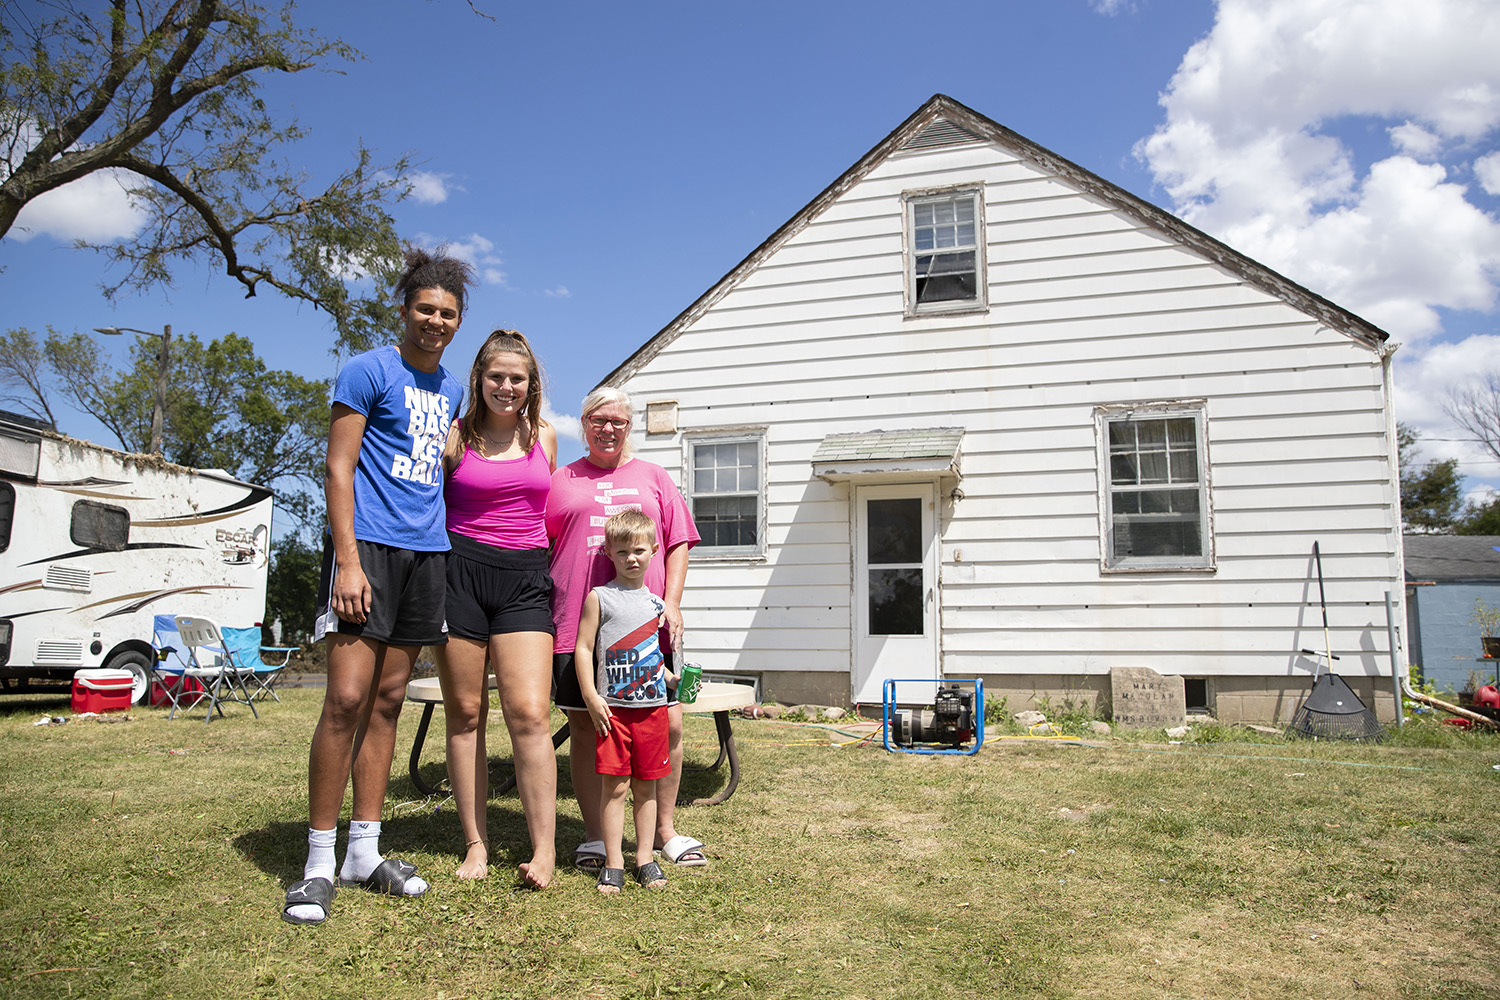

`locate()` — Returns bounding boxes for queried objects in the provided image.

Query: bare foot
[456,842,488,880]
[517,850,555,890]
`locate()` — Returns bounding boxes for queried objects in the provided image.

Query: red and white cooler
[71,668,135,714]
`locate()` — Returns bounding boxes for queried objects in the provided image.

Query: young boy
[575,510,675,893]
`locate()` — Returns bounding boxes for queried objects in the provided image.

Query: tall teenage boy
[282,247,475,925]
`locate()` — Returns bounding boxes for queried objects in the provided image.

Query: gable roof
[601,94,1390,388]
[1403,534,1500,582]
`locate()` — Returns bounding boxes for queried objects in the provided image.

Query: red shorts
[595,705,671,780]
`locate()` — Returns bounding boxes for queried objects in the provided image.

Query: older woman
[546,387,707,870]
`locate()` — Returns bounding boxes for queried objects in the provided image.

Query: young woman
[434,330,558,888]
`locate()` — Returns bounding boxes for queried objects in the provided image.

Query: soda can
[678,661,702,704]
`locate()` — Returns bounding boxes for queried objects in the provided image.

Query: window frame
[0,481,13,553]
[69,499,130,552]
[1095,400,1215,573]
[902,184,988,317]
[681,426,768,561]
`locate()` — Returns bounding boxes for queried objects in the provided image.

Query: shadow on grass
[0,689,74,716]
[231,753,605,887]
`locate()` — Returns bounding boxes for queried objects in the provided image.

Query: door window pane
[867,498,921,564]
[869,567,923,635]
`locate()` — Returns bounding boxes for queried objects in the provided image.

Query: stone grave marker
[1110,666,1186,728]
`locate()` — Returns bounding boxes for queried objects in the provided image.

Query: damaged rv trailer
[0,412,274,703]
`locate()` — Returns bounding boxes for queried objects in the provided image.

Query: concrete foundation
[755,669,1406,726]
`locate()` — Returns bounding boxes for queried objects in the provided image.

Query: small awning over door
[811,427,963,485]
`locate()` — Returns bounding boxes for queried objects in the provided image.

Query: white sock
[340,820,428,896]
[303,826,337,882]
[285,826,337,922]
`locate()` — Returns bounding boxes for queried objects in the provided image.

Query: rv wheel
[104,650,152,705]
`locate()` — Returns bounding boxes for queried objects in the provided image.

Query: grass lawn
[0,687,1497,1000]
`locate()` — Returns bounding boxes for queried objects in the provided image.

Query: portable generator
[881,678,985,755]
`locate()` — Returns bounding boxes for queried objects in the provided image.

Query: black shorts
[443,533,555,642]
[553,650,680,713]
[314,537,447,647]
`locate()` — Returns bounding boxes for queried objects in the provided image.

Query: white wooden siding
[628,139,1399,686]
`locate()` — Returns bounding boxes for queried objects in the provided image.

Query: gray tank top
[592,582,667,707]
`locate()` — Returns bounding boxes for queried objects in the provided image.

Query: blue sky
[5,0,1500,485]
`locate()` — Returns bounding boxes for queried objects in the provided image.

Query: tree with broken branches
[1,0,412,351]
[1444,373,1500,470]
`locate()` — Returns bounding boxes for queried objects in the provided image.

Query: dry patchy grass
[0,689,1496,999]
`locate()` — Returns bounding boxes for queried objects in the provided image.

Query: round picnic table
[403,676,756,805]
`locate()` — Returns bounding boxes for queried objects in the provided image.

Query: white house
[603,95,1406,724]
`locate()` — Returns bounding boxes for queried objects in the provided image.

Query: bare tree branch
[1444,374,1500,469]
[0,0,411,350]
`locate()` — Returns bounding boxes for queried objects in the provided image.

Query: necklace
[477,419,524,458]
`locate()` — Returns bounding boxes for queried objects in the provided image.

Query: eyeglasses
[587,417,630,430]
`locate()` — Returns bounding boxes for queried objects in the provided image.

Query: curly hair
[458,330,546,453]
[394,245,478,316]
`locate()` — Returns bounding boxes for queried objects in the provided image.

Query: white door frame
[852,482,939,704]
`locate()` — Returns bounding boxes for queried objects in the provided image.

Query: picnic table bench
[404,676,756,805]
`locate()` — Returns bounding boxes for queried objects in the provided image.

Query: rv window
[70,500,129,552]
[0,482,13,553]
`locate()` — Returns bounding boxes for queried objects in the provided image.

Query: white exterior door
[853,483,939,703]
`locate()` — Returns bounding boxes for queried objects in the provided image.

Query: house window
[1098,403,1213,571]
[906,188,985,314]
[70,500,129,552]
[685,431,766,557]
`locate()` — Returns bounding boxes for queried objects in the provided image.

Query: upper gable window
[905,187,986,315]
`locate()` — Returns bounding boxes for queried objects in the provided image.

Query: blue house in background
[1404,535,1500,693]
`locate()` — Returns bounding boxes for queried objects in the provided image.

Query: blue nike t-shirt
[333,345,464,551]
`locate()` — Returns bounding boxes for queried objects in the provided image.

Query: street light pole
[92,323,171,456]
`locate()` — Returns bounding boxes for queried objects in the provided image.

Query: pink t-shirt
[546,457,700,653]
[445,438,551,549]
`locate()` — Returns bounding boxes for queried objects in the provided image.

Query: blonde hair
[580,386,634,459]
[603,509,656,548]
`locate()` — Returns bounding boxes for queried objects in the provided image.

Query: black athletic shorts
[443,533,555,642]
[314,537,447,647]
[553,650,680,713]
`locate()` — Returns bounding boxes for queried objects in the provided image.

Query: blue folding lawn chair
[220,626,298,702]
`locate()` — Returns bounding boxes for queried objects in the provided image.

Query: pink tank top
[445,437,551,549]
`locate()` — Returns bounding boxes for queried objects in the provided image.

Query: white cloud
[8,167,145,243]
[1395,335,1500,476]
[544,285,571,298]
[417,231,512,288]
[1389,121,1443,160]
[1090,0,1137,14]
[406,171,454,205]
[543,397,580,442]
[1477,151,1500,195]
[1136,0,1500,345]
